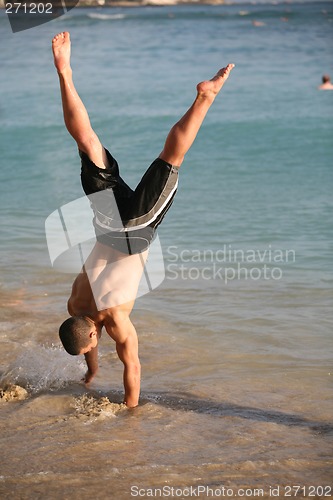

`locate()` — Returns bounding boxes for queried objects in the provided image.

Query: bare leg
[52,32,107,169]
[159,64,235,167]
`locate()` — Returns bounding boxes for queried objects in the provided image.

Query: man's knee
[159,149,184,168]
[78,133,107,169]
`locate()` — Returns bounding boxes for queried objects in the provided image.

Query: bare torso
[318,82,333,90]
[67,261,138,338]
[67,241,148,330]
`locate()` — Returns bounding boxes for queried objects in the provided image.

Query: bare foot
[197,64,235,99]
[52,31,71,74]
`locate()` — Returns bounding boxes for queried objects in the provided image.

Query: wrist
[88,367,98,375]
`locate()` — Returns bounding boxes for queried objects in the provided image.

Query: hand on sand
[82,369,96,385]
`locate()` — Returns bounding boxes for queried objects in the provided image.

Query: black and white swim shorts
[80,148,179,255]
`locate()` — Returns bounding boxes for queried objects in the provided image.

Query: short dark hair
[323,74,330,83]
[59,316,93,355]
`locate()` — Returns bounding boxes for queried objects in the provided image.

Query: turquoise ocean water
[1,3,333,498]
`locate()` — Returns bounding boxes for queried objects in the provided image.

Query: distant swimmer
[318,74,333,90]
[52,31,234,408]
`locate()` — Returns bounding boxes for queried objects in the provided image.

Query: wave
[58,3,331,27]
[87,12,126,20]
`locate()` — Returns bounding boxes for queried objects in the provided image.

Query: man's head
[59,316,98,355]
[322,74,331,84]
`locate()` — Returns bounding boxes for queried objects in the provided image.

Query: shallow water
[1,2,333,498]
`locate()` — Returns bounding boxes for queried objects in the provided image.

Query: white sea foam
[73,394,126,421]
[0,344,85,393]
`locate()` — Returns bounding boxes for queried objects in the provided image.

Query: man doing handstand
[53,31,234,407]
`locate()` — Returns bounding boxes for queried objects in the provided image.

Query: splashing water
[0,344,85,393]
[73,394,126,420]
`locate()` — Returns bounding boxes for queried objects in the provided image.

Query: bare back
[67,241,146,329]
[68,270,104,324]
